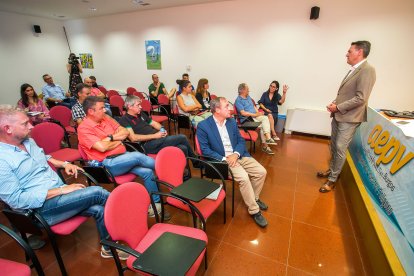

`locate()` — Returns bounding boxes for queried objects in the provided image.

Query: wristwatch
[107,134,114,141]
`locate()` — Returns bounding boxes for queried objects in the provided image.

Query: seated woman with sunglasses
[177,80,212,127]
[17,83,50,124]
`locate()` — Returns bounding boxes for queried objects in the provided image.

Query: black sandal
[319,181,336,193]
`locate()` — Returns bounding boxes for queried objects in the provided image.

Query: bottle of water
[160,127,166,133]
[88,160,102,167]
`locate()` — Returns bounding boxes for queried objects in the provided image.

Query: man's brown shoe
[316,170,330,178]
[319,181,336,193]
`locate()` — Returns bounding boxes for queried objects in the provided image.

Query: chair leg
[49,234,68,276]
[232,180,235,217]
[223,192,226,224]
[204,247,208,270]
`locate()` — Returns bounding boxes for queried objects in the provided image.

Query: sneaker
[265,138,277,145]
[261,146,274,155]
[101,246,129,261]
[148,203,172,221]
[272,135,280,141]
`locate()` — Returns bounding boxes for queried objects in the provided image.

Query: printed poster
[145,40,161,70]
[79,53,94,69]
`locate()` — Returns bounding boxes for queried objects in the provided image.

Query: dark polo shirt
[119,113,158,135]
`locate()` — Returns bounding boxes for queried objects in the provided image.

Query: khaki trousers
[229,157,267,215]
[253,115,271,142]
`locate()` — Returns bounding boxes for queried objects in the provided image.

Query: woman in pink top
[17,83,50,124]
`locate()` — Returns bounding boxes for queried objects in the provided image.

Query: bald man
[84,77,105,98]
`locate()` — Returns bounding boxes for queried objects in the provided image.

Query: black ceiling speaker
[310,6,320,20]
[33,25,41,33]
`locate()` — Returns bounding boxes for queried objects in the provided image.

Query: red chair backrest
[195,136,202,155]
[49,106,72,127]
[98,86,108,95]
[126,87,137,95]
[109,95,125,111]
[232,104,241,124]
[104,182,150,248]
[210,94,218,100]
[31,122,64,154]
[157,94,169,105]
[155,147,187,187]
[133,91,145,100]
[107,90,120,99]
[141,99,152,113]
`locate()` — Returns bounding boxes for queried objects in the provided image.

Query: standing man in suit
[318,40,376,193]
[197,97,268,227]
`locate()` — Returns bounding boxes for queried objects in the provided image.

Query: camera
[68,55,80,64]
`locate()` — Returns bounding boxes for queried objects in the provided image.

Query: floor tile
[206,242,286,276]
[288,221,364,275]
[223,209,291,263]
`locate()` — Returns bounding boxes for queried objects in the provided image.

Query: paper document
[27,111,43,116]
[390,119,414,138]
[206,184,222,200]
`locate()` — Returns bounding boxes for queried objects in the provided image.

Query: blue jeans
[102,152,160,202]
[37,186,110,244]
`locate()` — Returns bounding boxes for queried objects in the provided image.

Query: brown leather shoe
[316,170,330,178]
[319,181,336,193]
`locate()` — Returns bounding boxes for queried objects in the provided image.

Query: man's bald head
[84,77,93,87]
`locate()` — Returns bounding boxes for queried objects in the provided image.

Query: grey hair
[124,95,141,110]
[210,97,226,113]
[238,83,247,94]
[0,105,24,131]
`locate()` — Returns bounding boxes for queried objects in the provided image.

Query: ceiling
[0,0,227,20]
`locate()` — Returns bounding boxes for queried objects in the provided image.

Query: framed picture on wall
[145,40,161,70]
[79,53,94,69]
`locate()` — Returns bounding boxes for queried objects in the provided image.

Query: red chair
[133,91,145,100]
[109,95,125,116]
[195,136,236,217]
[49,106,76,134]
[126,87,137,95]
[98,86,108,96]
[101,182,208,275]
[210,94,218,100]
[31,122,82,162]
[157,94,169,105]
[232,105,259,153]
[107,90,120,99]
[140,99,169,130]
[77,146,136,186]
[155,147,226,231]
[0,223,45,276]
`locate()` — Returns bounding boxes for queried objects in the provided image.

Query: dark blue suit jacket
[197,116,250,161]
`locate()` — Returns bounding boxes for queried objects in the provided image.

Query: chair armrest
[155,179,175,189]
[100,239,142,259]
[77,170,99,186]
[149,191,206,230]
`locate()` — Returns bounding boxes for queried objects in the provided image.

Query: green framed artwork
[79,53,94,69]
[145,40,161,70]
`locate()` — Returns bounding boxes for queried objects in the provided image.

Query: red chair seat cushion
[151,115,168,123]
[0,259,31,276]
[126,223,207,275]
[49,148,82,162]
[239,129,258,142]
[114,173,137,184]
[50,216,88,235]
[166,189,226,219]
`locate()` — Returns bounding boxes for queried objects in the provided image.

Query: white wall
[0,11,69,105]
[62,0,414,113]
[2,0,414,112]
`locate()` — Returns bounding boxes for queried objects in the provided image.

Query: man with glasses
[197,97,269,228]
[42,74,75,108]
[119,95,197,159]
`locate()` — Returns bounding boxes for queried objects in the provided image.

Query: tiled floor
[0,132,373,275]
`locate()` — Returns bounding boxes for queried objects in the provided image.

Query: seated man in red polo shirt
[77,96,169,219]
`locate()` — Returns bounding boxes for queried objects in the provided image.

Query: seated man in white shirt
[197,97,268,228]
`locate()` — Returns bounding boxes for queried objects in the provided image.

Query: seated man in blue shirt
[234,83,277,155]
[42,74,75,109]
[0,105,127,260]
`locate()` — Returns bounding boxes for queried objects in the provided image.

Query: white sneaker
[273,135,280,141]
